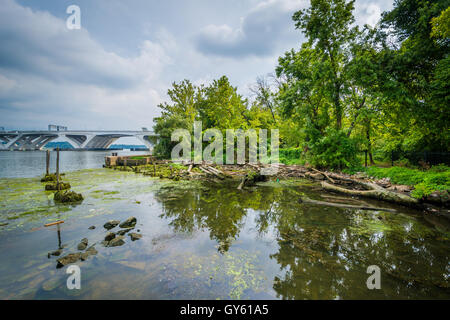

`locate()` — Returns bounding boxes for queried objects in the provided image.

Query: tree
[292,0,358,129]
[377,0,450,151]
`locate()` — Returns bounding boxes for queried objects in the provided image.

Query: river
[0,151,449,299]
[0,150,148,178]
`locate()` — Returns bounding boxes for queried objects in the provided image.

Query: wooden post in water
[56,147,60,191]
[46,150,50,175]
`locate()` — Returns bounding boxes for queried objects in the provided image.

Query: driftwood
[321,181,419,207]
[199,166,225,180]
[311,168,336,184]
[299,197,397,213]
[237,176,247,190]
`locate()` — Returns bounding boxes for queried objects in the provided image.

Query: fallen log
[199,166,225,180]
[321,181,420,207]
[299,197,397,213]
[311,168,336,184]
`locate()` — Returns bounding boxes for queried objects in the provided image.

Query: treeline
[152,0,449,169]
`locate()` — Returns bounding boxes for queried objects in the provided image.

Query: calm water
[0,153,449,299]
[0,150,148,178]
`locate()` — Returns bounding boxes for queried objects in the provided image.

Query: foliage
[308,128,359,169]
[152,0,450,171]
[364,165,450,198]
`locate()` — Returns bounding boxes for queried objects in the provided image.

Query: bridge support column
[135,135,154,153]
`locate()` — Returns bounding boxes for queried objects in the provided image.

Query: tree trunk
[321,181,419,207]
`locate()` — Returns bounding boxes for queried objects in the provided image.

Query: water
[0,153,449,299]
[0,150,148,178]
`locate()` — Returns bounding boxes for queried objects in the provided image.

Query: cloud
[0,0,173,130]
[195,0,306,58]
[354,0,393,27]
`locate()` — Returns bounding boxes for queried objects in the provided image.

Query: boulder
[49,249,62,257]
[77,238,88,250]
[107,236,125,247]
[86,246,98,256]
[88,226,96,230]
[104,220,120,230]
[56,253,81,268]
[117,227,134,236]
[129,233,142,241]
[105,232,116,241]
[119,217,137,228]
[54,190,83,203]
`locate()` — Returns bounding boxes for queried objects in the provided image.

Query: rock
[49,249,62,256]
[54,190,83,203]
[107,236,125,247]
[86,246,98,256]
[80,252,89,261]
[129,233,142,241]
[41,174,57,182]
[77,238,88,250]
[88,226,96,230]
[56,253,81,268]
[104,220,120,230]
[117,227,133,236]
[0,222,8,227]
[45,182,71,191]
[119,217,137,228]
[105,232,116,241]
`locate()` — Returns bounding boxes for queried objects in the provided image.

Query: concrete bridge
[0,130,158,151]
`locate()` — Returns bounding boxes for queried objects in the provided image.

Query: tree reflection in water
[154,181,450,299]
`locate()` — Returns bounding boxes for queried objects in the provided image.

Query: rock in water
[129,233,142,241]
[77,238,89,250]
[104,220,120,230]
[117,227,134,236]
[56,253,81,268]
[105,232,116,241]
[54,190,83,203]
[88,226,96,230]
[49,249,62,256]
[86,246,98,256]
[107,236,125,247]
[119,217,137,228]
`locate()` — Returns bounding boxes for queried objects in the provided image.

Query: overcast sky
[0,0,393,131]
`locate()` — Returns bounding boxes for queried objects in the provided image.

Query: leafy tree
[292,0,358,129]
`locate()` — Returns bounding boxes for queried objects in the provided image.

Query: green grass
[363,165,450,199]
[129,156,149,160]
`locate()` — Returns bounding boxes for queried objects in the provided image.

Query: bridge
[0,130,158,151]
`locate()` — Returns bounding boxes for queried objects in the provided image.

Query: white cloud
[195,0,306,57]
[0,0,174,130]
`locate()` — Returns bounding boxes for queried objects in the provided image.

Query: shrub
[309,129,359,170]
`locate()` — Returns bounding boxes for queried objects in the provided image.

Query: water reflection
[155,182,450,299]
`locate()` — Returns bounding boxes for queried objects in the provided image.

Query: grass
[278,147,449,199]
[363,164,450,199]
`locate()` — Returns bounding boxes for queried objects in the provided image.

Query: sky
[0,0,394,132]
